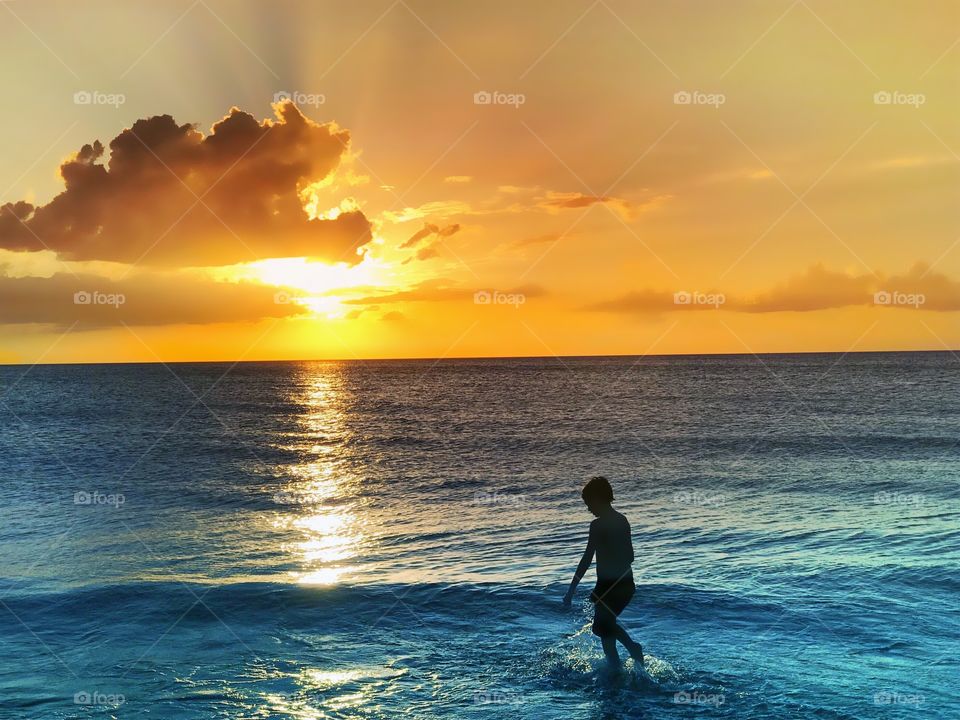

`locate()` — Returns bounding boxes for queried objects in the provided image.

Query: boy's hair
[581,476,614,504]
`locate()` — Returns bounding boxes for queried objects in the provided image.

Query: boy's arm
[562,526,595,605]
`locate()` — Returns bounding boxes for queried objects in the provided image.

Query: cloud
[444,175,472,183]
[740,264,873,312]
[346,279,546,305]
[382,200,473,223]
[587,289,680,314]
[399,222,461,249]
[0,271,306,328]
[512,233,561,248]
[538,192,614,210]
[588,263,960,315]
[738,263,960,313]
[380,310,407,323]
[883,263,960,311]
[401,244,442,265]
[535,191,662,220]
[0,101,372,267]
[345,279,472,305]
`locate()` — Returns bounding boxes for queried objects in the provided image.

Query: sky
[0,0,958,363]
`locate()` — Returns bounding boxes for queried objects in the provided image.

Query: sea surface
[0,353,957,719]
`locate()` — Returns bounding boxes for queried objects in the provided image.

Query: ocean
[0,353,957,719]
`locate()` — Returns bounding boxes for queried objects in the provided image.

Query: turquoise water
[0,354,957,718]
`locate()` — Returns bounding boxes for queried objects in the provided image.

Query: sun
[214,255,389,319]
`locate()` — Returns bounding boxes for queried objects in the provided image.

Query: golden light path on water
[277,368,363,587]
[260,368,420,717]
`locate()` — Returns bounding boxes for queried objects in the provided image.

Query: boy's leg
[600,636,620,667]
[613,623,644,665]
[593,601,622,668]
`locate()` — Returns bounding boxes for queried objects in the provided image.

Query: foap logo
[73,90,126,108]
[873,690,925,707]
[473,90,526,108]
[673,290,725,308]
[873,90,925,108]
[473,491,526,506]
[873,491,926,507]
[474,290,526,308]
[273,90,326,107]
[873,290,925,308]
[473,689,522,705]
[74,690,126,707]
[74,491,125,508]
[73,290,125,308]
[674,90,725,108]
[673,490,725,507]
[674,690,725,706]
[274,291,294,305]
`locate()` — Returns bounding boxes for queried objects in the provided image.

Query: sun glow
[219,255,389,319]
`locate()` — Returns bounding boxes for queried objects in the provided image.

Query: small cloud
[587,289,677,314]
[444,175,473,184]
[401,244,442,265]
[399,222,460,248]
[380,310,406,323]
[382,201,472,223]
[346,279,470,305]
[512,233,561,248]
[535,191,668,220]
[497,184,539,194]
[871,154,955,171]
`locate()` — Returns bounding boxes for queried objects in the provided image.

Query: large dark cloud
[0,102,371,267]
[0,272,306,328]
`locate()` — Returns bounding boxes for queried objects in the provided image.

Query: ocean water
[0,353,957,719]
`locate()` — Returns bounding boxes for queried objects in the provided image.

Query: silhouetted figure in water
[563,476,644,669]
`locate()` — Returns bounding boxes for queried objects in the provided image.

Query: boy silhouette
[563,476,644,669]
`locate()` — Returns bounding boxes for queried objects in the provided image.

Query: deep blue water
[0,353,957,719]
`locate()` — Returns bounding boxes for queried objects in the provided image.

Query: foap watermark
[473,90,525,108]
[473,689,522,705]
[674,90,725,108]
[474,290,526,308]
[274,291,295,305]
[473,490,526,506]
[674,690,725,706]
[873,91,925,108]
[74,290,125,308]
[874,690,925,707]
[74,491,125,508]
[874,491,926,507]
[673,490,725,507]
[274,90,326,107]
[73,90,126,108]
[873,290,925,308]
[673,290,725,308]
[74,690,125,707]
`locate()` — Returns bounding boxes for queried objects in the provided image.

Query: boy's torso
[592,510,633,581]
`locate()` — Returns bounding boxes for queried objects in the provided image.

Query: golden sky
[1,0,958,363]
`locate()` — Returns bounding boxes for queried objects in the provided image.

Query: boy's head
[581,476,613,515]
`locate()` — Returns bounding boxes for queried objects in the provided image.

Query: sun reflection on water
[277,367,363,586]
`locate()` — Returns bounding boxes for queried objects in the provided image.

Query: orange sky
[1,0,958,364]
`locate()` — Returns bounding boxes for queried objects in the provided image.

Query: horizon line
[1,347,957,368]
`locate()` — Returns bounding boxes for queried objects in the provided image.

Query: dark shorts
[590,575,635,638]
